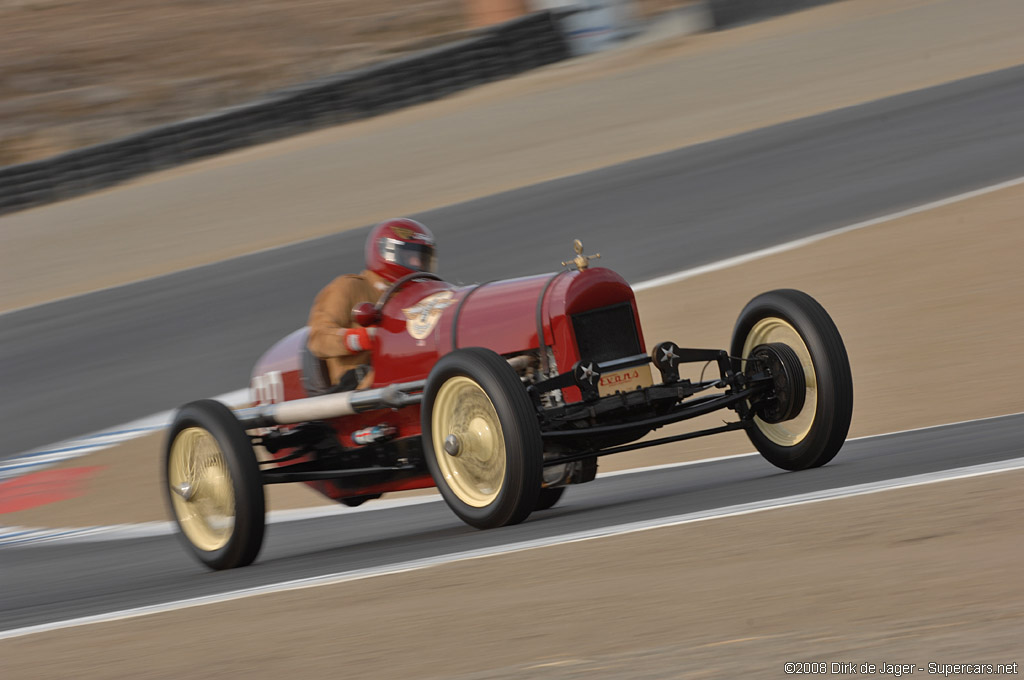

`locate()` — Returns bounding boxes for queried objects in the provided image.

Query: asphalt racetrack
[2,413,1021,635]
[4,65,1024,457]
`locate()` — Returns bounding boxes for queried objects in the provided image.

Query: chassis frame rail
[541,420,751,468]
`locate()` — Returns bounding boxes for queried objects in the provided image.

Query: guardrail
[0,11,569,217]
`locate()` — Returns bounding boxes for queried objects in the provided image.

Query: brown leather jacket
[307,270,388,386]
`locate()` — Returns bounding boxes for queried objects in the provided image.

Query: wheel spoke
[168,427,235,551]
[431,377,506,507]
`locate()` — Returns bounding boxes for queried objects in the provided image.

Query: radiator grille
[571,302,642,363]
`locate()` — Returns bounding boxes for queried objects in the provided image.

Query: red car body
[250,267,648,504]
[165,242,852,571]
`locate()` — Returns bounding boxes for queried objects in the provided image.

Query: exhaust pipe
[233,380,425,429]
[233,355,528,429]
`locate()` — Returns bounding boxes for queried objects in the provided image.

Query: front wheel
[731,289,853,471]
[164,399,265,570]
[422,348,543,529]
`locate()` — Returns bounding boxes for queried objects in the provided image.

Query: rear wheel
[731,289,853,471]
[164,399,265,570]
[423,348,543,529]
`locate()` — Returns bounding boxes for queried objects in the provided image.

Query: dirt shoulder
[6,176,1022,529]
[6,469,1021,678]
[5,0,1024,312]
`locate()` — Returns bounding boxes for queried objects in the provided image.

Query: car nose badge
[561,239,601,271]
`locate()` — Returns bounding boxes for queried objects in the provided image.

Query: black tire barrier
[707,0,845,29]
[0,11,570,217]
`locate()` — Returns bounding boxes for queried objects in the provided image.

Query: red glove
[340,326,376,353]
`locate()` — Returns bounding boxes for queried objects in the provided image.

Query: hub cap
[431,377,505,507]
[742,317,817,446]
[168,427,235,551]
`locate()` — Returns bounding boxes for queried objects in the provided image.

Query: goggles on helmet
[378,237,436,274]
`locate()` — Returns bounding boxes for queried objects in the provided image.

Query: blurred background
[2,1,1023,677]
[1,0,684,166]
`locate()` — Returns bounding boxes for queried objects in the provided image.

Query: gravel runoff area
[4,0,1024,312]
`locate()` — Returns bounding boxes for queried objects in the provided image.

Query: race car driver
[307,218,437,390]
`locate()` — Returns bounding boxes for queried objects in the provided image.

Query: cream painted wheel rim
[742,317,817,446]
[431,376,506,508]
[168,427,235,551]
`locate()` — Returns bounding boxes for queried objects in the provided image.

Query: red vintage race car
[164,241,853,570]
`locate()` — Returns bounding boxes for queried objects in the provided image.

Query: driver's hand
[340,326,377,353]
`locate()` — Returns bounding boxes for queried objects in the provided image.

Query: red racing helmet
[365,218,437,282]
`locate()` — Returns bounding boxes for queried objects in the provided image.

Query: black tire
[422,348,543,529]
[535,486,566,511]
[164,399,265,570]
[730,290,853,471]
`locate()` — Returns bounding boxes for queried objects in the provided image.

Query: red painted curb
[0,466,104,514]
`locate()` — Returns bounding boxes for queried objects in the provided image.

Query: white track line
[3,452,1023,642]
[631,174,1024,291]
[0,495,443,547]
[2,411,1020,546]
[0,389,250,480]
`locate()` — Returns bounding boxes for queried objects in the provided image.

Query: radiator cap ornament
[562,239,601,271]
